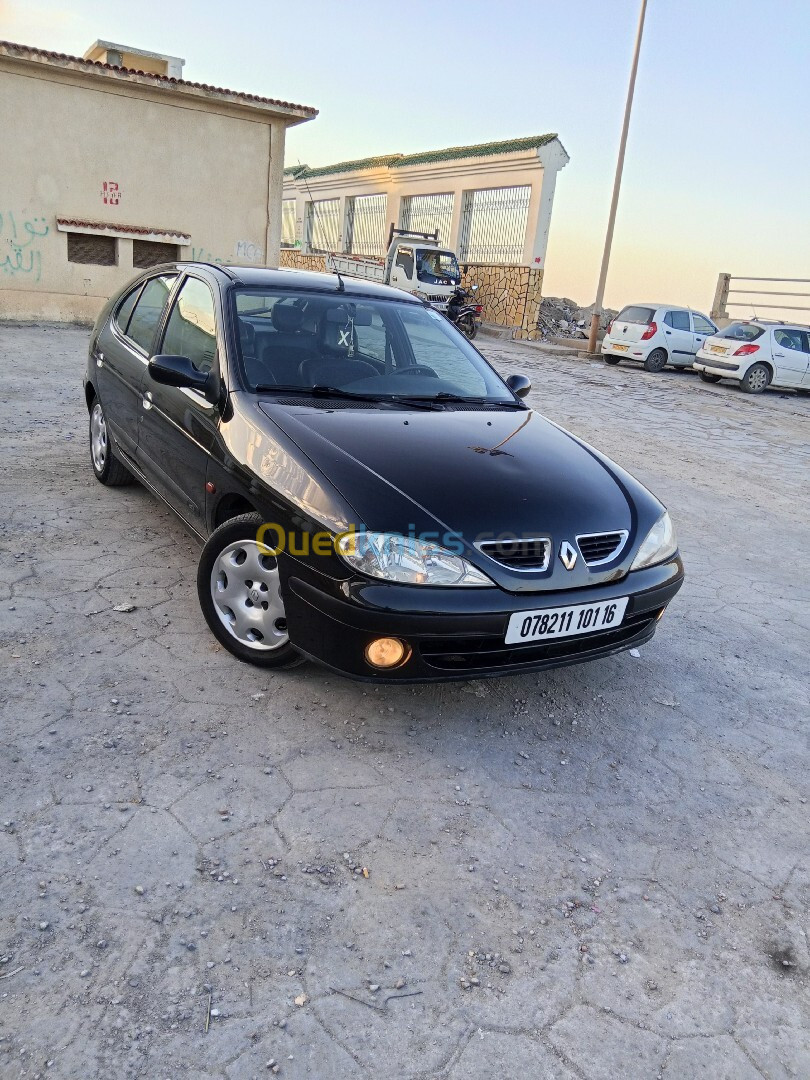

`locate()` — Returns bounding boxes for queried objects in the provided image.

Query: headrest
[272,304,304,332]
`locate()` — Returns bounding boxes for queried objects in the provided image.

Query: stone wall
[279,250,544,339]
[460,264,544,339]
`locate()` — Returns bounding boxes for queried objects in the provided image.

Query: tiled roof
[56,217,191,240]
[0,40,317,117]
[293,135,558,179]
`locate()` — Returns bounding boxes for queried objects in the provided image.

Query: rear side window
[395,247,414,277]
[161,277,217,373]
[114,284,142,334]
[717,322,764,342]
[617,306,655,324]
[127,275,177,353]
[664,310,690,331]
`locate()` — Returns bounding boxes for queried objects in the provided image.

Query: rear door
[662,309,695,364]
[771,327,810,387]
[691,311,716,355]
[137,274,222,530]
[96,274,177,463]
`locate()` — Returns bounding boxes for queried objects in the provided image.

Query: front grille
[576,531,628,566]
[476,537,550,571]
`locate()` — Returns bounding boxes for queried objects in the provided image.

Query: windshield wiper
[254,384,442,410]
[428,392,526,408]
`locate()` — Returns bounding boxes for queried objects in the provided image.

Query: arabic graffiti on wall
[1,212,49,282]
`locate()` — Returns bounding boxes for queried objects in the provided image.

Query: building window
[133,239,180,268]
[399,193,454,245]
[458,186,531,264]
[281,199,297,248]
[67,232,117,265]
[305,198,341,253]
[347,194,387,257]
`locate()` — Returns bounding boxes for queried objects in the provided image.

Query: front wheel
[458,313,478,340]
[643,349,668,373]
[699,371,722,384]
[740,363,771,394]
[197,512,305,668]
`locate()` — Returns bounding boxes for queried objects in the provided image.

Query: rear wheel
[89,398,132,486]
[699,371,722,384]
[740,363,771,394]
[197,512,305,668]
[603,355,621,366]
[458,313,477,340]
[643,349,668,373]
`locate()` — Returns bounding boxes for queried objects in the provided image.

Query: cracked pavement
[0,323,808,1079]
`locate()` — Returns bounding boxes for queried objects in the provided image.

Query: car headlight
[630,512,678,571]
[336,532,493,586]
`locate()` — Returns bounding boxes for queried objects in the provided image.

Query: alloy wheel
[90,402,108,473]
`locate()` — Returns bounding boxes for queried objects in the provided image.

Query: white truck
[326,228,462,309]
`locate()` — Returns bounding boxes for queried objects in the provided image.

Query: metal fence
[399,193,454,245]
[458,185,530,264]
[346,193,388,256]
[711,273,810,324]
[281,199,297,248]
[306,198,342,253]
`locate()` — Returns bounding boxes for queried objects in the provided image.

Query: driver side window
[161,277,217,373]
[395,247,414,278]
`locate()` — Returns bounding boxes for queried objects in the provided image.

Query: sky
[3,0,808,317]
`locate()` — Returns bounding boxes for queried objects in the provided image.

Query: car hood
[258,403,664,591]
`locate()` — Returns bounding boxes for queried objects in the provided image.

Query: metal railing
[346,193,387,256]
[458,185,530,265]
[399,193,454,246]
[305,198,341,254]
[281,199,297,248]
[711,274,810,324]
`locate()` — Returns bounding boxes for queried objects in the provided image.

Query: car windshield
[717,322,765,342]
[232,289,514,403]
[415,250,461,285]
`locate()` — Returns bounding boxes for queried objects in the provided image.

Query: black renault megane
[84,262,683,681]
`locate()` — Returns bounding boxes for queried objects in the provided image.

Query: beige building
[0,39,316,322]
[280,136,569,336]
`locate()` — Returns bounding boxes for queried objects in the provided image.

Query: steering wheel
[393,365,439,378]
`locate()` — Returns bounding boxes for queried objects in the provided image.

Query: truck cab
[388,234,461,305]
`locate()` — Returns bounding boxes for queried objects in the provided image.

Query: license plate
[710,345,727,354]
[612,344,629,352]
[505,596,629,644]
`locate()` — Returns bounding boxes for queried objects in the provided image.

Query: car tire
[643,349,668,373]
[458,313,478,340]
[197,512,305,669]
[603,355,621,365]
[89,397,133,486]
[699,371,722,383]
[739,363,771,394]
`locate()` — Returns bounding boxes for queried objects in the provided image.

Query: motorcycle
[446,284,482,340]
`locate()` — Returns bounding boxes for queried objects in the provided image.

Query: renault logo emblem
[559,540,578,570]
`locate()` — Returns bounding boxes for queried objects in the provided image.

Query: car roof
[728,318,810,330]
[168,261,423,303]
[619,302,690,312]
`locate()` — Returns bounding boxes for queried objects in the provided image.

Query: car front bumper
[280,557,685,682]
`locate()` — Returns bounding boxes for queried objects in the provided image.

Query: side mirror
[471,284,479,292]
[149,354,219,404]
[506,373,532,399]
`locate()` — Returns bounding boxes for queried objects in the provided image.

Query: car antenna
[333,267,345,292]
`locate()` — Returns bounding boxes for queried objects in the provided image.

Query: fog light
[365,637,409,669]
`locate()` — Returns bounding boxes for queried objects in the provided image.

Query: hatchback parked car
[601,304,717,372]
[84,262,683,681]
[693,320,810,393]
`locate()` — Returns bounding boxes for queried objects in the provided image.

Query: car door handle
[142,391,153,410]
[773,352,784,357]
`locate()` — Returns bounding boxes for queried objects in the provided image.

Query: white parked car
[601,304,718,372]
[693,320,810,393]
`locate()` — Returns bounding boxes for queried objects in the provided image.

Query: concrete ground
[1,323,808,1080]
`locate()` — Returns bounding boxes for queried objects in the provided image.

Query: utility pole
[587,0,649,354]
